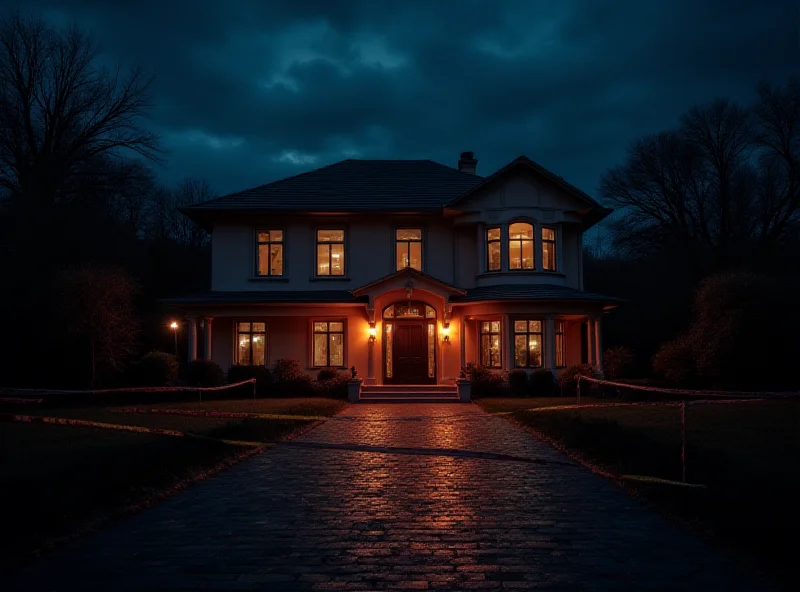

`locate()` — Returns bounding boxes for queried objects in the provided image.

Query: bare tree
[601,78,800,267]
[61,264,139,388]
[143,176,213,247]
[0,13,161,207]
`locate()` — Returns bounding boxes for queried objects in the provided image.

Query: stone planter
[455,378,471,402]
[347,378,363,403]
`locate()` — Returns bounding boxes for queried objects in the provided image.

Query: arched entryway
[382,301,437,384]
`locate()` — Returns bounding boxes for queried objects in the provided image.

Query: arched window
[508,222,534,270]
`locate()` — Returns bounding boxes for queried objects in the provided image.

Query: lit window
[256,230,283,276]
[555,319,565,368]
[542,227,556,271]
[396,228,422,271]
[486,227,501,271]
[514,320,543,368]
[480,320,502,368]
[237,322,266,366]
[316,230,345,276]
[313,321,344,367]
[509,222,534,270]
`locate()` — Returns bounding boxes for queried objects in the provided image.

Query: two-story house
[167,152,619,395]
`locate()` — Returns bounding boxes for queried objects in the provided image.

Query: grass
[477,396,800,587]
[0,397,346,574]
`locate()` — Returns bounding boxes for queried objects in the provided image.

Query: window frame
[311,319,346,368]
[315,228,346,277]
[542,226,557,272]
[255,229,284,277]
[235,321,267,367]
[513,319,544,368]
[395,227,424,271]
[508,221,535,270]
[486,226,501,272]
[479,319,503,368]
[555,319,566,368]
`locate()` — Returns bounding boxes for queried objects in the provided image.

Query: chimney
[457,151,478,174]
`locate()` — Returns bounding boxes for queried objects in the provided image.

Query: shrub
[316,372,349,399]
[529,369,555,396]
[128,351,179,387]
[508,369,529,396]
[603,346,636,380]
[227,364,273,397]
[183,360,225,387]
[271,359,314,396]
[465,364,507,397]
[652,337,696,386]
[317,368,337,381]
[557,364,597,397]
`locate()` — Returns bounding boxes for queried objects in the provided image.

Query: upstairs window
[237,322,266,366]
[486,227,501,271]
[509,222,534,270]
[316,230,345,276]
[396,228,422,270]
[542,227,556,271]
[313,321,344,367]
[480,320,502,368]
[514,320,543,368]
[256,230,283,276]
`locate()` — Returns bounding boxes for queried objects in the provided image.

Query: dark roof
[184,159,484,214]
[352,267,465,296]
[163,290,367,306]
[450,284,624,305]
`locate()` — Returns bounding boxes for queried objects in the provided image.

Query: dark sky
[6,0,799,199]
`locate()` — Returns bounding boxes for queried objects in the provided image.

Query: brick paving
[5,403,772,591]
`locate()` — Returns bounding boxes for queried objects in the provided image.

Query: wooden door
[392,322,428,384]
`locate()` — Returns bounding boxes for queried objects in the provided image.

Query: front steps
[358,384,461,403]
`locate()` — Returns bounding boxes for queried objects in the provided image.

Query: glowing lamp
[169,321,178,329]
[368,325,377,343]
[442,323,450,343]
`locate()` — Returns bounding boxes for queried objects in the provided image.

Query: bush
[183,360,225,387]
[227,364,273,397]
[271,359,314,396]
[128,351,179,387]
[317,368,337,381]
[508,370,529,396]
[557,364,597,397]
[529,369,555,396]
[603,346,636,380]
[652,337,697,386]
[316,372,349,399]
[465,364,507,397]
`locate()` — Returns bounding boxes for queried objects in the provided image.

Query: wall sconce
[441,323,450,344]
[368,324,377,343]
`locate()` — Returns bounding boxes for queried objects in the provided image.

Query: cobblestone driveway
[6,404,771,591]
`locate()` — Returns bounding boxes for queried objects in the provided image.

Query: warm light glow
[368,326,377,338]
[441,323,450,343]
[169,321,178,330]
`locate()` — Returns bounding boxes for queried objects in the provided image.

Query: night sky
[5,1,799,199]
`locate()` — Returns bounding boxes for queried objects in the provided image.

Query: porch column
[586,317,596,366]
[203,316,213,361]
[545,316,556,370]
[187,317,197,362]
[594,315,603,373]
[502,314,513,370]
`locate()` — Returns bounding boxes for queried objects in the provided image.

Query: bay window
[555,319,565,368]
[480,320,502,368]
[486,227,501,271]
[542,227,556,271]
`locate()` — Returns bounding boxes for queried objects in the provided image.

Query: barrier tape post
[576,376,581,405]
[681,400,687,483]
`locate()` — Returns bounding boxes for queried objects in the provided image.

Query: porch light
[441,323,450,343]
[368,324,377,343]
[169,321,178,330]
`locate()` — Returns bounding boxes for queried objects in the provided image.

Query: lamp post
[170,321,178,355]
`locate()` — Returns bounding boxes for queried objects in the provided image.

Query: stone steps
[358,384,461,403]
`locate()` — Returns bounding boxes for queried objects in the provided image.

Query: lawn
[477,397,800,587]
[0,397,346,574]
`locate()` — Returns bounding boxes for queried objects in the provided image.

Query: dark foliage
[529,369,556,396]
[464,364,507,398]
[227,365,273,397]
[315,372,349,399]
[603,346,636,380]
[557,364,598,397]
[508,370,529,396]
[271,359,314,397]
[128,351,179,387]
[316,369,337,381]
[183,360,224,387]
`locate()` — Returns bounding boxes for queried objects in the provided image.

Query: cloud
[2,0,797,200]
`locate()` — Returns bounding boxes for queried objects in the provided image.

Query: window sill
[476,270,565,279]
[248,276,290,282]
[309,276,352,282]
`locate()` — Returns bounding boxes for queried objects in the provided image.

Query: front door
[392,322,428,384]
